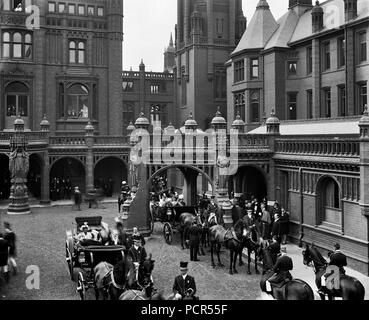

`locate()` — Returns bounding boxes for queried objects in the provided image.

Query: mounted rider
[172,261,197,300]
[208,211,218,227]
[266,252,293,293]
[328,243,347,275]
[268,236,282,265]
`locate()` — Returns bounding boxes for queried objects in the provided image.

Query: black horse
[209,219,248,275]
[94,254,155,300]
[239,222,261,275]
[302,244,365,300]
[258,242,314,300]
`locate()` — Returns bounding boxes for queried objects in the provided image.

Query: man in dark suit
[172,261,197,300]
[127,235,147,264]
[232,199,245,226]
[328,243,347,275]
[243,209,255,230]
[0,233,9,282]
[186,221,201,262]
[267,253,293,291]
[268,236,281,265]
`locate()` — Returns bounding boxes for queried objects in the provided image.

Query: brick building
[225,0,369,274]
[174,0,246,129]
[0,0,128,201]
[122,57,176,136]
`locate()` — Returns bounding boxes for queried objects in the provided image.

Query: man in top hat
[128,234,147,264]
[185,220,201,262]
[129,227,145,247]
[172,261,197,300]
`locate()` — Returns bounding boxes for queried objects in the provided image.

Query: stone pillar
[85,122,95,192]
[7,117,31,215]
[40,115,50,205]
[266,110,281,202]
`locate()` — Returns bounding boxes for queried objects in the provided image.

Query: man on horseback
[266,252,293,293]
[329,243,347,275]
[269,236,281,265]
[172,262,197,300]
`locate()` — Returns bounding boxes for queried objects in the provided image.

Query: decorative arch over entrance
[50,157,86,199]
[233,165,268,202]
[147,164,215,206]
[0,153,10,200]
[94,156,128,197]
[27,153,43,199]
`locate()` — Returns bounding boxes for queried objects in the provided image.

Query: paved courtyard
[0,203,262,300]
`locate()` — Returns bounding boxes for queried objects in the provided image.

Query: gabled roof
[232,0,278,55]
[265,9,299,50]
[290,0,369,44]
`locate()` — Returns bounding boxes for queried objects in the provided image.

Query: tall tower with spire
[175,0,246,129]
[164,33,176,73]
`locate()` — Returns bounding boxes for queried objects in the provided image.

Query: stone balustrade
[275,137,360,157]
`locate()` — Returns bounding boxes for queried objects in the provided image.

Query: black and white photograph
[0,0,369,306]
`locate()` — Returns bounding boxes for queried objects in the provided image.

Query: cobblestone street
[0,203,261,300]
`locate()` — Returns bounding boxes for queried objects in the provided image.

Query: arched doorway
[316,176,342,229]
[0,154,10,200]
[27,154,42,199]
[50,157,85,200]
[235,166,267,202]
[147,165,215,206]
[94,157,128,197]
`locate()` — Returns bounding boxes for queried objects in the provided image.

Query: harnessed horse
[302,244,365,300]
[258,242,314,300]
[94,254,155,300]
[209,219,249,275]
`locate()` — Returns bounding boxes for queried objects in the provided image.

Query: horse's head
[302,244,324,268]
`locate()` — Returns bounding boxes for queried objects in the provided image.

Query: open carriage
[65,216,125,300]
[162,206,198,245]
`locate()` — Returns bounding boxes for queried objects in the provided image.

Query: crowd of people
[50,178,73,201]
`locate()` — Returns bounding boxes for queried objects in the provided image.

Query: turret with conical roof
[232,0,278,55]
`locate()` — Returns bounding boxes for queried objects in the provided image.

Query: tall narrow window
[322,41,331,70]
[181,70,187,106]
[214,68,226,99]
[287,93,297,120]
[69,41,76,63]
[357,83,367,115]
[58,3,65,13]
[78,42,85,64]
[307,90,313,119]
[3,0,11,10]
[123,103,134,135]
[97,7,104,16]
[250,58,259,79]
[78,5,85,15]
[323,88,332,118]
[13,32,22,58]
[234,59,245,83]
[234,92,245,121]
[88,6,94,15]
[306,46,313,74]
[250,91,260,123]
[358,32,367,63]
[24,33,32,59]
[2,32,10,58]
[338,85,346,117]
[67,84,89,118]
[68,4,75,14]
[48,2,56,12]
[288,61,297,76]
[337,37,346,68]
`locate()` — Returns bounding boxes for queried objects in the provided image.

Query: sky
[123,0,289,72]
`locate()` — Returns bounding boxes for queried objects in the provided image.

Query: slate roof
[248,118,361,136]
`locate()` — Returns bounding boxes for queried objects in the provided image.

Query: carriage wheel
[163,223,173,245]
[77,272,86,300]
[65,244,74,281]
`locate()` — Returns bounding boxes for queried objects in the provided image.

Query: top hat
[180,261,188,269]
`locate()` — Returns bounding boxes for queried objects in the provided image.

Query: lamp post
[7,116,31,215]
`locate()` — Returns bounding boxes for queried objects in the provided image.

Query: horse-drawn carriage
[161,206,198,245]
[65,216,125,300]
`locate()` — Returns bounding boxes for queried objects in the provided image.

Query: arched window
[1,31,33,59]
[67,84,89,118]
[317,177,342,229]
[69,40,85,64]
[5,81,29,118]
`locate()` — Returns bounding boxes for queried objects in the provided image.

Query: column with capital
[7,117,31,215]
